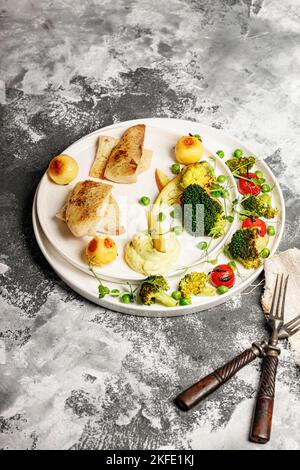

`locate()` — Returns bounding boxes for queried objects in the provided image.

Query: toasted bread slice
[89,135,119,179]
[104,124,145,183]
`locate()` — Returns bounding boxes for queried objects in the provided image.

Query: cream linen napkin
[262,248,300,366]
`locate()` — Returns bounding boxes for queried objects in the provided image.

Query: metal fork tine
[284,313,300,330]
[279,275,289,321]
[290,324,300,336]
[269,273,280,318]
[287,318,300,335]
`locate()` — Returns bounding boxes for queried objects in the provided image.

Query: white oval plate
[33,118,285,317]
[36,122,238,282]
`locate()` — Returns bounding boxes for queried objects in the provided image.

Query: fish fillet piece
[97,195,124,235]
[56,182,124,236]
[89,136,119,179]
[139,149,153,174]
[104,124,145,183]
[65,180,112,237]
[89,134,152,180]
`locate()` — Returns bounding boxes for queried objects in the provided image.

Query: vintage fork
[249,273,289,443]
[175,274,291,413]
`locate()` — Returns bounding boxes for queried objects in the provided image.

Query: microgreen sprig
[189,132,202,142]
[89,264,110,299]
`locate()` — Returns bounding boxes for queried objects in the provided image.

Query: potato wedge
[155,168,171,191]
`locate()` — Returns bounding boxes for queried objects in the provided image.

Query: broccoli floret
[179,272,216,299]
[226,156,255,176]
[143,275,169,290]
[181,162,215,191]
[139,275,177,307]
[228,227,268,269]
[208,213,226,238]
[181,184,225,237]
[242,194,278,219]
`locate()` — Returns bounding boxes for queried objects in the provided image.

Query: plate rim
[32,117,286,317]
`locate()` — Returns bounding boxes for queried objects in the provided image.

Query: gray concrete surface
[0,0,300,450]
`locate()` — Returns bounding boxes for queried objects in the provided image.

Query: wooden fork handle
[249,348,279,444]
[176,344,262,411]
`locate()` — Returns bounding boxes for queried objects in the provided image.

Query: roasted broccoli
[139,275,177,307]
[179,272,216,299]
[181,162,215,191]
[241,194,278,219]
[226,156,255,176]
[228,227,269,269]
[181,184,225,237]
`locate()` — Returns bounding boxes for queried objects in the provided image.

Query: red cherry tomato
[242,217,267,237]
[210,264,235,289]
[238,172,261,196]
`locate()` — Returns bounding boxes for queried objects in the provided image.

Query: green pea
[228,261,237,270]
[255,170,264,178]
[256,178,265,184]
[121,293,132,304]
[212,190,222,198]
[221,189,230,198]
[260,248,270,258]
[158,212,166,222]
[217,285,229,295]
[172,291,181,300]
[216,150,225,158]
[217,175,226,183]
[98,285,109,299]
[110,289,120,297]
[233,149,243,158]
[211,183,222,190]
[170,208,181,219]
[225,215,234,223]
[140,196,150,206]
[179,297,192,306]
[198,241,208,250]
[172,225,183,235]
[261,183,271,193]
[267,226,275,236]
[171,163,180,174]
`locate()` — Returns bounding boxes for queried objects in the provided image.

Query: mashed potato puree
[124,232,180,276]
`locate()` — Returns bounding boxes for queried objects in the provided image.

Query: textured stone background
[1,0,300,450]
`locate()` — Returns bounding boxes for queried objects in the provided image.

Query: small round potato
[175,136,203,165]
[86,236,118,266]
[48,154,78,185]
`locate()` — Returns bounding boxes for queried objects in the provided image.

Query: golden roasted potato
[48,154,78,185]
[175,136,203,165]
[86,236,117,266]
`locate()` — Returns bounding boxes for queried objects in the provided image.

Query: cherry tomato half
[238,172,261,196]
[242,217,267,237]
[210,264,235,289]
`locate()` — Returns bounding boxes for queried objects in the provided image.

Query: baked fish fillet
[104,124,145,183]
[89,135,153,180]
[56,182,124,236]
[65,180,112,237]
[89,136,119,179]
